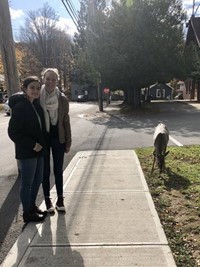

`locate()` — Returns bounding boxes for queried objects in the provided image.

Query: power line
[67,0,79,22]
[192,0,200,16]
[194,4,200,15]
[61,0,91,45]
[61,0,79,30]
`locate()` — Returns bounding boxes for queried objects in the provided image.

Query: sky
[184,0,200,16]
[8,0,80,40]
[8,0,200,41]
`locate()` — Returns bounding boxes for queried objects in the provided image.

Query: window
[162,89,165,98]
[156,89,161,98]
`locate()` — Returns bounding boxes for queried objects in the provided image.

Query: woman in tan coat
[40,68,72,213]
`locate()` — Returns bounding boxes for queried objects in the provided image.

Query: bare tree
[19,2,72,88]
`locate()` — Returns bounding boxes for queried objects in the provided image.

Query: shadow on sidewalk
[0,175,21,252]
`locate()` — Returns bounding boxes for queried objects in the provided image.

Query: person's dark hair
[23,76,41,90]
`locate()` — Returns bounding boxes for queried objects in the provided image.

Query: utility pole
[97,73,103,111]
[0,0,20,96]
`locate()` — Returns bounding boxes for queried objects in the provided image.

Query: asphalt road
[1,100,200,264]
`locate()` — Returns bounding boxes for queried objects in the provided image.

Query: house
[149,83,174,100]
[0,74,6,103]
[0,74,5,90]
[185,15,200,101]
[185,16,200,47]
[176,81,192,99]
[71,82,98,101]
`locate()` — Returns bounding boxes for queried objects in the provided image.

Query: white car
[4,100,10,115]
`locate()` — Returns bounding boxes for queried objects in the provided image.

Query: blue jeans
[20,157,44,213]
[42,137,65,198]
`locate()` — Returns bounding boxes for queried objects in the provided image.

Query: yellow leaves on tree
[0,43,42,78]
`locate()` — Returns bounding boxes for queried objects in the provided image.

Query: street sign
[104,88,110,93]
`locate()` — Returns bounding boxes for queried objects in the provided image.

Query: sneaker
[56,197,65,212]
[23,212,45,223]
[45,197,55,213]
[31,205,47,216]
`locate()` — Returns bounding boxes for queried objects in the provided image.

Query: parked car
[0,92,8,103]
[77,94,88,102]
[174,93,183,100]
[3,94,8,103]
[4,99,10,115]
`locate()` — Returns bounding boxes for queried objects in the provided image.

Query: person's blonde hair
[41,68,60,80]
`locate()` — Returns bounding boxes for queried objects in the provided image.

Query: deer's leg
[151,155,156,174]
[162,160,166,173]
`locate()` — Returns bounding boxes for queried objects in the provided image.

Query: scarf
[40,85,59,132]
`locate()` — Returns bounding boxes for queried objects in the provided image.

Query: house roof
[149,83,174,91]
[185,16,200,47]
[177,80,184,84]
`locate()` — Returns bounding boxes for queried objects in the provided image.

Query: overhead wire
[66,0,79,23]
[61,0,91,46]
[194,3,200,15]
[61,0,79,29]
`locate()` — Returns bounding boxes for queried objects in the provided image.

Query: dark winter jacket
[8,93,47,159]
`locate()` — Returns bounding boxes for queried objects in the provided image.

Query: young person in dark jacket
[40,68,71,213]
[8,76,47,223]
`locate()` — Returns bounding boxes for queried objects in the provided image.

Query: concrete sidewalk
[1,150,177,267]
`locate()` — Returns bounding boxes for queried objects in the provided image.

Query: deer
[151,123,169,174]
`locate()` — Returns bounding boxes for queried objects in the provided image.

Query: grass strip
[136,145,200,267]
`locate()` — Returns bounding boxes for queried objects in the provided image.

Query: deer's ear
[165,151,169,157]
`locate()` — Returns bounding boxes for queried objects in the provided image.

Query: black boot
[30,205,47,216]
[23,212,45,223]
[56,196,66,212]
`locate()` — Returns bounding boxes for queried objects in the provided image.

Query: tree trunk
[127,84,141,108]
